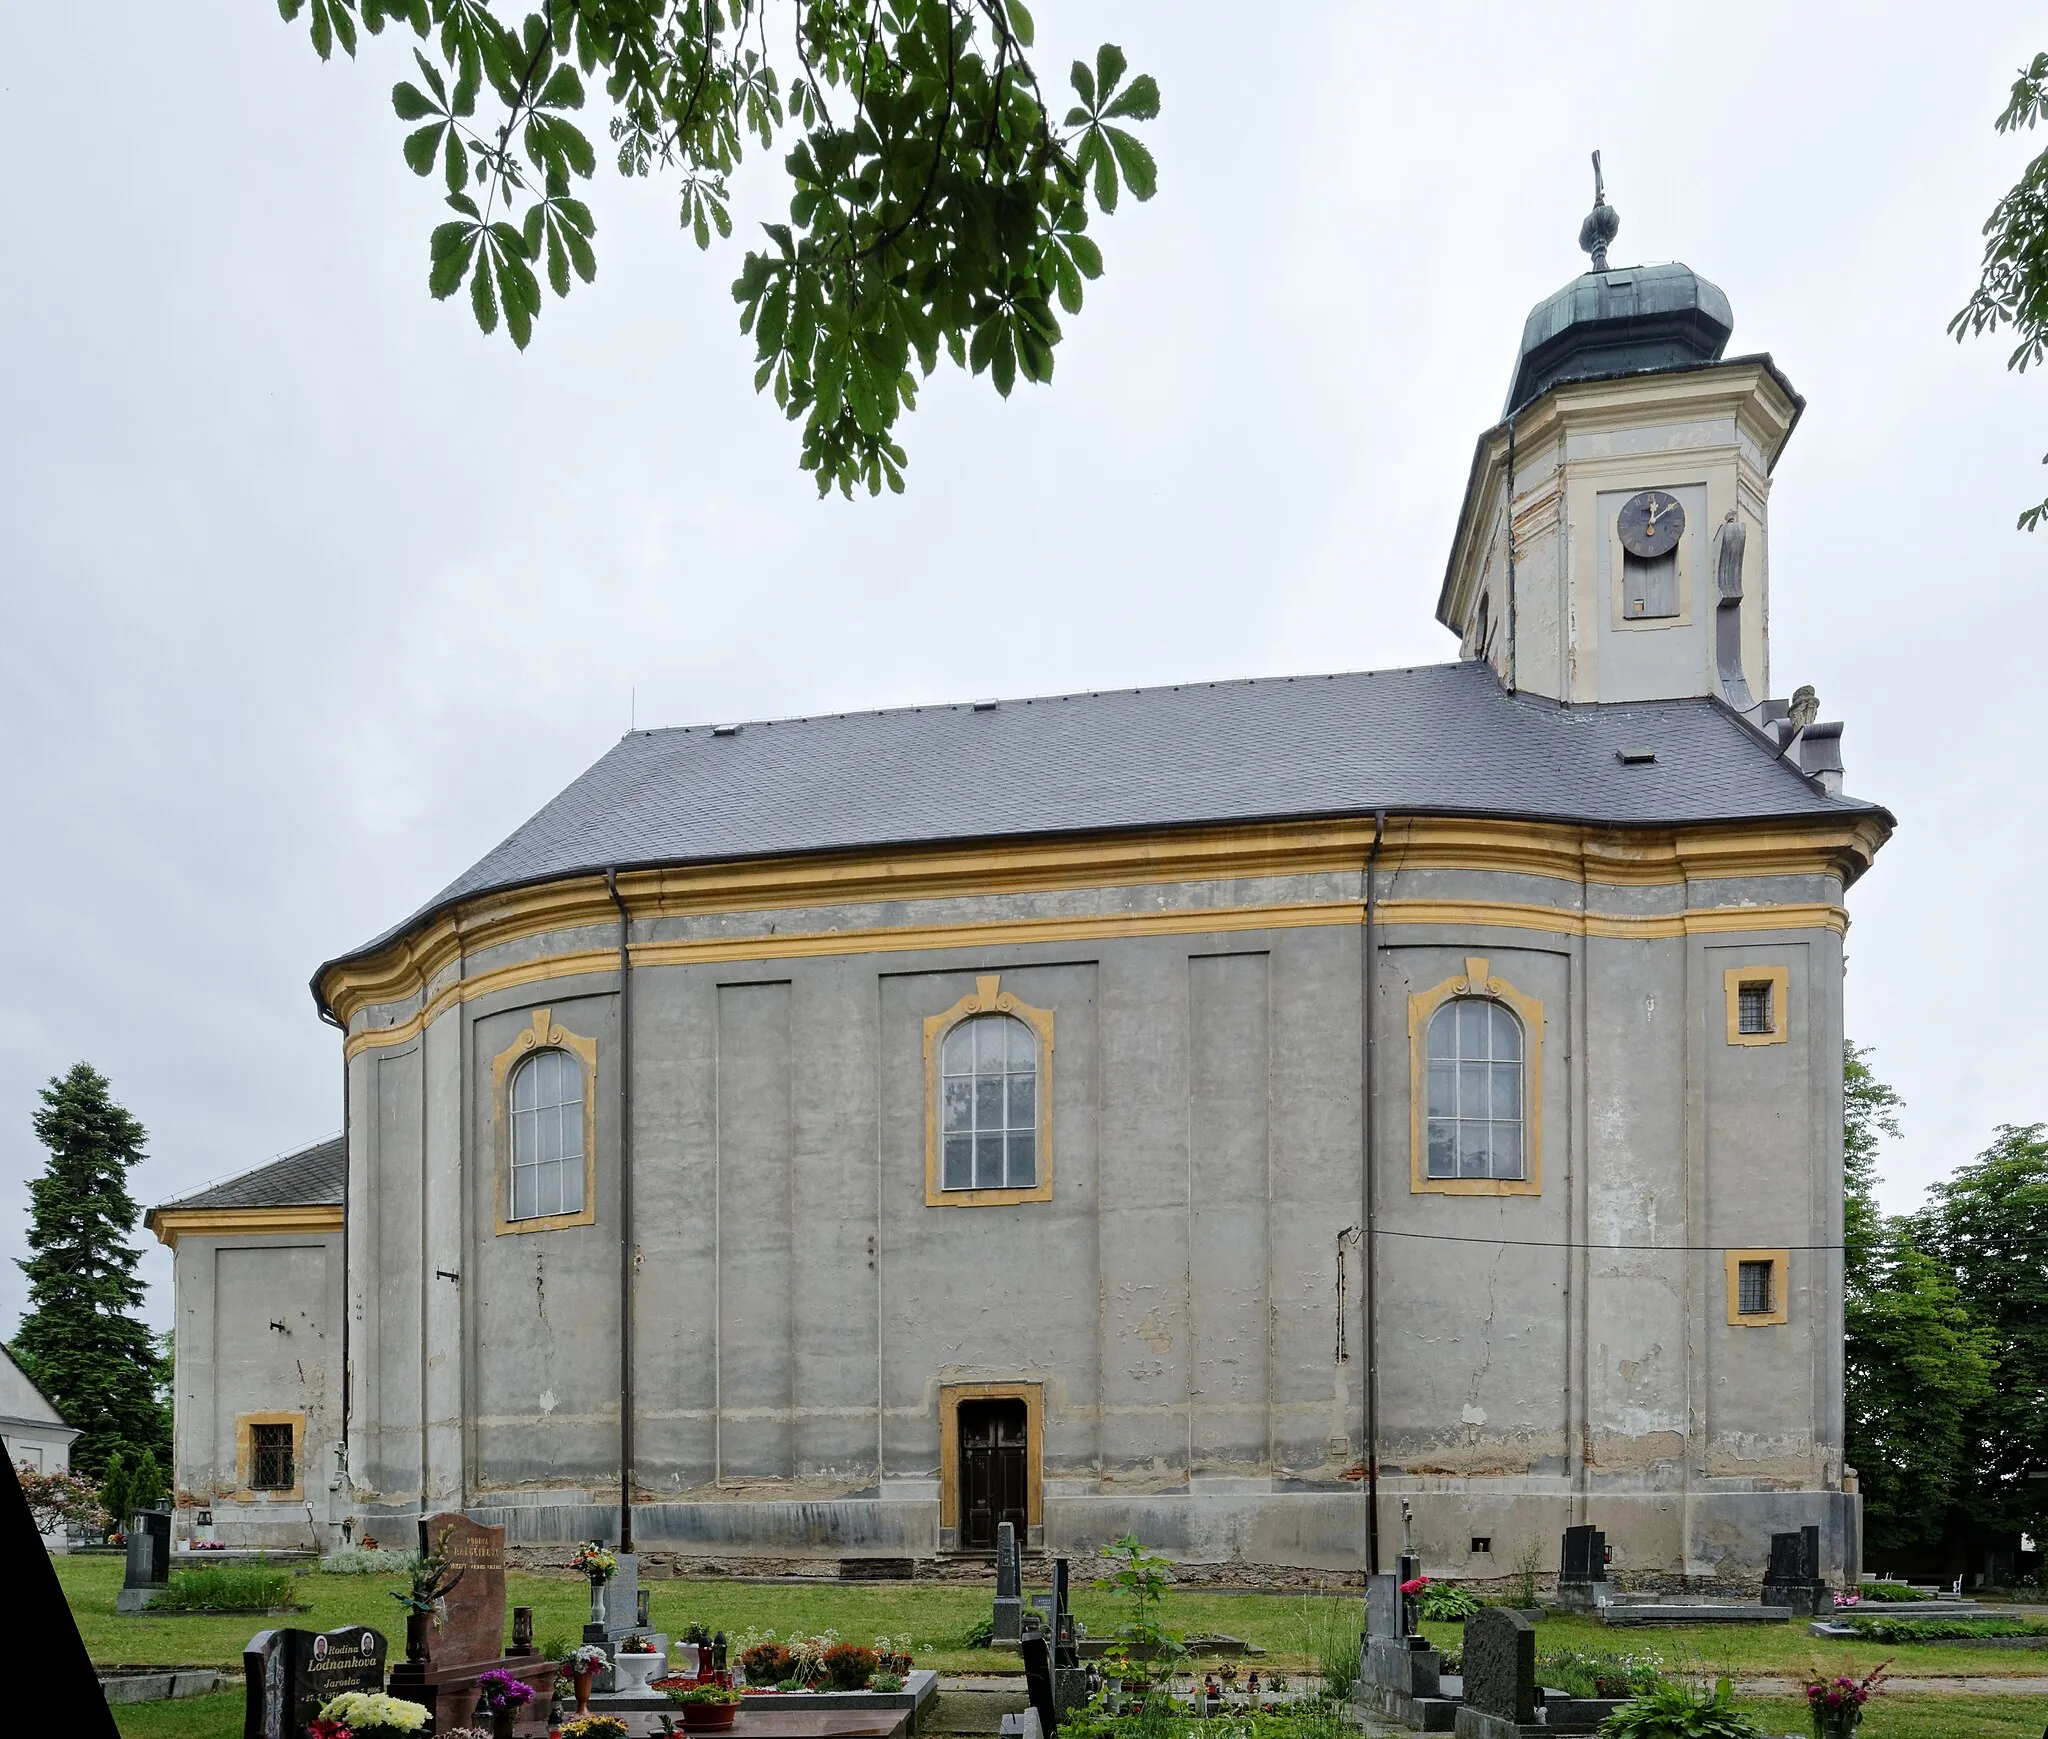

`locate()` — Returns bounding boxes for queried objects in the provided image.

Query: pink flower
[1399,1578,1429,1595]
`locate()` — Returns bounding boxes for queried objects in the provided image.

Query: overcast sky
[3,3,2043,1337]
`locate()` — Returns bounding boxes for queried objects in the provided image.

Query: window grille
[1425,997,1525,1181]
[250,1423,295,1491]
[1737,981,1774,1036]
[1737,1259,1775,1317]
[510,1048,585,1220]
[940,1013,1038,1190]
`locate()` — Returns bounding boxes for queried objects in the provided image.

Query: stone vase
[589,1579,608,1629]
[405,1609,428,1663]
[491,1713,516,1739]
[614,1650,664,1693]
[573,1669,594,1715]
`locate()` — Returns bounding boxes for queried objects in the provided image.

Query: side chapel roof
[316,660,1889,999]
[151,1135,346,1214]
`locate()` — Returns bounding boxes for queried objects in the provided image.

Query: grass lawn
[1744,1692,2048,1736]
[62,1554,2048,1732]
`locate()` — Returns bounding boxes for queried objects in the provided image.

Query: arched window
[509,1047,586,1220]
[1425,997,1524,1181]
[940,1013,1038,1192]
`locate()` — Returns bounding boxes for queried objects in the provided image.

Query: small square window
[1470,1536,1493,1555]
[1737,1259,1775,1317]
[250,1423,295,1491]
[1737,982,1774,1036]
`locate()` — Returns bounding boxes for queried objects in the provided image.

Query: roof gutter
[606,867,636,1554]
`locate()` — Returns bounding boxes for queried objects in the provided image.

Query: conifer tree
[10,1063,166,1475]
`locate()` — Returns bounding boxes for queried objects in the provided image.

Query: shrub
[1418,1583,1481,1622]
[320,1547,415,1575]
[151,1562,299,1612]
[1837,1615,2048,1643]
[1851,1580,1930,1602]
[960,1616,995,1649]
[739,1642,793,1685]
[1597,1677,1765,1739]
[822,1643,879,1690]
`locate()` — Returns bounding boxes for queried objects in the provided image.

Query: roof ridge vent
[710,723,741,737]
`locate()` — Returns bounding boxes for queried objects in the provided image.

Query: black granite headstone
[1461,1608,1535,1724]
[1366,1573,1401,1640]
[1021,1632,1058,1737]
[993,1521,1023,1644]
[117,1509,173,1612]
[1763,1525,1827,1614]
[1560,1525,1607,1584]
[245,1630,290,1739]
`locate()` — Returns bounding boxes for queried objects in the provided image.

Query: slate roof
[155,1135,345,1213]
[319,661,1886,990]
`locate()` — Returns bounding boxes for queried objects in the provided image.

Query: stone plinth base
[387,1653,558,1732]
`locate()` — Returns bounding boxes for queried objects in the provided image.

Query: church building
[165,183,1890,1586]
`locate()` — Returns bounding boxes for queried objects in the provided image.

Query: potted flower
[390,1529,466,1663]
[315,1690,432,1737]
[1804,1663,1889,1738]
[475,1670,536,1739]
[563,1643,610,1716]
[615,1634,667,1694]
[657,1679,744,1730]
[561,1720,630,1739]
[572,1542,620,1629]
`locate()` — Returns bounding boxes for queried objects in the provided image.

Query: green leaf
[1005,0,1034,48]
[443,130,468,194]
[1103,72,1160,122]
[539,63,585,109]
[402,121,443,176]
[1094,44,1128,102]
[1067,234,1103,278]
[470,247,499,332]
[544,221,570,296]
[1052,251,1082,315]
[1105,127,1156,201]
[392,80,437,120]
[428,225,475,298]
[1069,60,1095,110]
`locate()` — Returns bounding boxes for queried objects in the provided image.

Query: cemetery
[38,1513,2048,1738]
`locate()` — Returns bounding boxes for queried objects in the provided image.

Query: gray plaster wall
[171,1228,342,1547]
[341,864,1852,1580]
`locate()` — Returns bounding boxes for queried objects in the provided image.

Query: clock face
[1618,489,1685,559]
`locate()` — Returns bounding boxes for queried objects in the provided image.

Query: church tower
[1440,156,1815,743]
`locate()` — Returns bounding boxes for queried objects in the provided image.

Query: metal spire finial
[1579,149,1619,272]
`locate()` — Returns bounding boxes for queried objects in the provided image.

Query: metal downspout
[320,1003,350,1541]
[1363,810,1386,1577]
[606,868,636,1553]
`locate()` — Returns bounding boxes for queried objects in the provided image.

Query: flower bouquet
[316,1691,432,1737]
[562,1720,630,1739]
[562,1644,610,1716]
[474,1671,536,1739]
[1805,1662,1888,1737]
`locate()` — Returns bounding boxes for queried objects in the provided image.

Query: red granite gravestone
[386,1513,556,1733]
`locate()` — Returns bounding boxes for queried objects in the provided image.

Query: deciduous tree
[279,0,1160,497]
[1839,1045,1995,1553]
[1952,51,2048,528]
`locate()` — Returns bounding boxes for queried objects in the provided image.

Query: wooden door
[959,1399,1028,1550]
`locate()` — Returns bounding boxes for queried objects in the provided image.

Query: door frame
[938,1381,1043,1551]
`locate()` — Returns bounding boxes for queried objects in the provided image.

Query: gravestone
[117,1510,172,1613]
[1459,1609,1534,1731]
[387,1512,556,1732]
[599,1553,641,1640]
[1763,1525,1827,1615]
[244,1630,289,1739]
[243,1626,387,1739]
[993,1521,1024,1645]
[1555,1525,1608,1612]
[1021,1631,1058,1738]
[1363,1573,1439,1703]
[427,1512,507,1668]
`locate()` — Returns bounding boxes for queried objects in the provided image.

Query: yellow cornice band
[317,813,1886,1032]
[146,1205,345,1249]
[338,894,1850,1060]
